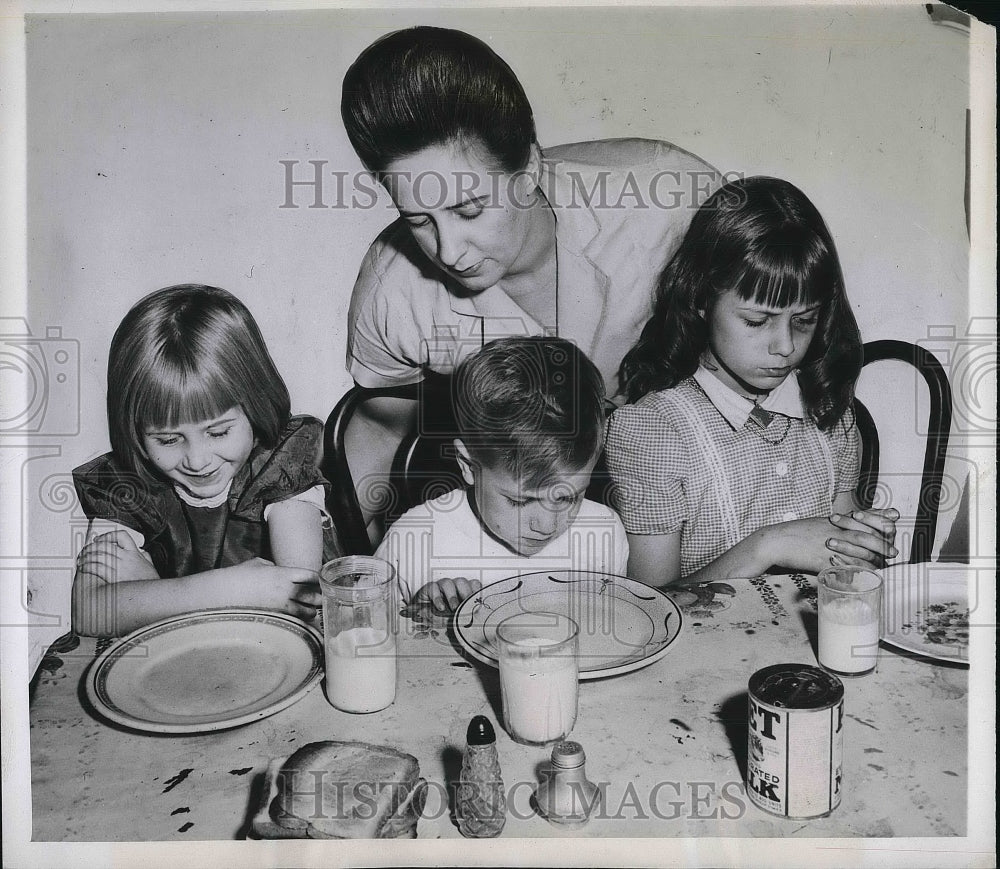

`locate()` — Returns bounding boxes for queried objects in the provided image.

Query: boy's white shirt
[375,487,630,603]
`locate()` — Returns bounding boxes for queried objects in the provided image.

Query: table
[29,575,967,840]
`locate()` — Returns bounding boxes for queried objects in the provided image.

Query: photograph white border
[2,1,995,866]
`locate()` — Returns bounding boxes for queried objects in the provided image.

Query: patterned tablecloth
[29,574,967,840]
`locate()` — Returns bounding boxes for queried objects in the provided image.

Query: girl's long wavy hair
[618,176,862,430]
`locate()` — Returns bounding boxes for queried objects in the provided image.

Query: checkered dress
[605,378,860,576]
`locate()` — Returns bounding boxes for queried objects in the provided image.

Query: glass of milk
[817,567,883,676]
[318,556,397,713]
[496,612,579,745]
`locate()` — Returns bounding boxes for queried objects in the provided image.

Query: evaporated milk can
[746,663,844,819]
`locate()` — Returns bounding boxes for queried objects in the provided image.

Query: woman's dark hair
[618,176,862,430]
[341,26,536,174]
[107,284,291,483]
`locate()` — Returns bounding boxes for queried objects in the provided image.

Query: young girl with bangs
[72,285,336,636]
[605,177,898,587]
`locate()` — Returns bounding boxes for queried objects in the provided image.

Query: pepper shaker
[534,740,601,827]
[456,715,506,837]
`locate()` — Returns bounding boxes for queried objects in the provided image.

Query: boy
[375,336,628,612]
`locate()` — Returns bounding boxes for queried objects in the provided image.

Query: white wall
[15,6,980,662]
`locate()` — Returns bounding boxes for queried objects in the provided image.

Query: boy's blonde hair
[452,336,605,486]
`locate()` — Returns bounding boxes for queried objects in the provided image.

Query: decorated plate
[86,609,324,733]
[880,563,970,664]
[453,570,683,679]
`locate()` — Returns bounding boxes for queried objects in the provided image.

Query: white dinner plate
[880,563,970,664]
[86,609,324,733]
[452,570,683,679]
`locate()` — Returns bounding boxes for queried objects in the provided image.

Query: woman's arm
[343,395,419,545]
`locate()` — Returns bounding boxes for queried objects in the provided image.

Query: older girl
[606,177,897,587]
[72,285,335,635]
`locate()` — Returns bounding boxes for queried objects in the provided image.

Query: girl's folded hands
[76,530,160,584]
[827,507,899,567]
[756,515,897,575]
[828,507,898,543]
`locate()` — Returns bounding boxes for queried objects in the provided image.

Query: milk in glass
[496,613,579,745]
[817,567,882,676]
[818,597,880,674]
[319,556,397,713]
[325,626,397,713]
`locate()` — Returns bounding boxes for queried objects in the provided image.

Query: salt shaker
[534,740,601,827]
[456,715,506,837]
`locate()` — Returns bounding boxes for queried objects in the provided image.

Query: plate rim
[85,607,324,734]
[878,562,969,664]
[451,569,683,680]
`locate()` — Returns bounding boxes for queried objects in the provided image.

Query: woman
[341,26,718,542]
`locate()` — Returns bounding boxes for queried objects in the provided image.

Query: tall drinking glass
[497,612,579,745]
[817,566,883,676]
[319,556,397,713]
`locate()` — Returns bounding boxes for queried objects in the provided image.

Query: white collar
[692,364,805,429]
[174,480,232,509]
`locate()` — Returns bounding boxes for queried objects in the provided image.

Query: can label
[746,664,844,819]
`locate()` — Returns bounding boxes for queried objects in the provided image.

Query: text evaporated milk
[746,664,844,819]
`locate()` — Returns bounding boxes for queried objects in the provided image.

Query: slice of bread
[250,741,425,839]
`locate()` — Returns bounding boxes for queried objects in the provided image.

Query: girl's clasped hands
[759,507,899,577]
[827,507,899,566]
